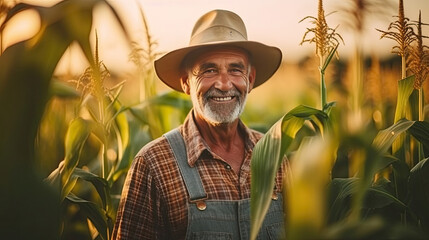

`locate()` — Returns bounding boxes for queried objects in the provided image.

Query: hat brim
[154,41,282,92]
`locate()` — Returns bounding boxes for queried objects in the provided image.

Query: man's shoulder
[130,133,182,181]
[135,134,171,162]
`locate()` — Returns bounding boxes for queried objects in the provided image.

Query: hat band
[189,26,247,46]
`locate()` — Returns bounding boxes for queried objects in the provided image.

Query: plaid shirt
[112,110,287,239]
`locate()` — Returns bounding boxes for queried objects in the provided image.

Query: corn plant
[408,11,429,120]
[377,0,415,80]
[250,105,334,240]
[40,2,190,238]
[38,5,186,239]
[251,0,429,239]
[45,35,128,239]
[376,0,418,168]
[299,0,343,110]
[408,11,429,161]
[129,3,165,139]
[0,0,129,238]
[251,1,342,229]
[338,0,389,133]
[251,1,341,238]
[126,2,191,142]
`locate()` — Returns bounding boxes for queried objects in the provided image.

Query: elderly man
[113,9,287,239]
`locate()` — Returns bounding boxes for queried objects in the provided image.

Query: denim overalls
[165,129,285,240]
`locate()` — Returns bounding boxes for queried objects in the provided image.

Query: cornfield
[0,0,428,239]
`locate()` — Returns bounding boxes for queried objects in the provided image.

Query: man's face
[181,47,255,125]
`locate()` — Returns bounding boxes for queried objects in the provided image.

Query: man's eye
[201,69,217,76]
[230,68,244,75]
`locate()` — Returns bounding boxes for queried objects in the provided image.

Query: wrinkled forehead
[182,46,251,70]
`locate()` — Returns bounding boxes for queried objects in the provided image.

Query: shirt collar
[179,109,259,167]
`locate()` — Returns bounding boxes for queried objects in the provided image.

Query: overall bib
[165,129,285,240]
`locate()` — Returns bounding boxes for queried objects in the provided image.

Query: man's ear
[180,75,191,95]
[247,67,256,93]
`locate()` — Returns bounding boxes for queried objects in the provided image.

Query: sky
[3,0,429,73]
[111,0,429,62]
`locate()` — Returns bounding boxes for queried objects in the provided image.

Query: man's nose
[214,71,233,91]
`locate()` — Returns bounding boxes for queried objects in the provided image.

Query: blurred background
[2,0,429,193]
[1,0,429,239]
[3,0,428,112]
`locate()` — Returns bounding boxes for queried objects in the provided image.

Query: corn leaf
[408,121,429,157]
[321,44,339,73]
[327,178,358,223]
[0,0,122,184]
[391,159,411,201]
[322,217,394,239]
[323,101,337,115]
[373,118,415,154]
[365,180,408,210]
[90,121,108,146]
[44,160,64,190]
[106,102,130,182]
[287,136,335,239]
[250,105,329,240]
[394,76,415,122]
[61,117,91,200]
[408,157,429,230]
[110,120,151,182]
[73,168,111,210]
[150,91,192,112]
[372,119,417,203]
[363,154,398,187]
[328,174,408,225]
[129,91,192,125]
[49,80,80,98]
[392,76,415,158]
[115,101,130,157]
[0,0,128,238]
[65,193,109,240]
[408,90,420,120]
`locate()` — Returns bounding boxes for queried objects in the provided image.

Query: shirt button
[225,164,231,170]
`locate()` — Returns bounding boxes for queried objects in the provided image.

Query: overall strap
[164,128,207,202]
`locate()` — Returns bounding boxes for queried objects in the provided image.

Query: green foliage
[250,99,429,239]
[1,0,428,239]
[0,0,191,238]
[0,0,124,238]
[250,1,429,239]
[408,158,429,230]
[250,105,331,239]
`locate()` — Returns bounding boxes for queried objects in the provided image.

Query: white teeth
[212,96,233,101]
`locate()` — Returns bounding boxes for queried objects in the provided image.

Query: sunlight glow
[2,9,40,49]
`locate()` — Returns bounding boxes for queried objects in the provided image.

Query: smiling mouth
[211,96,234,102]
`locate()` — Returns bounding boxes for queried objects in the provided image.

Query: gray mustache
[205,88,240,98]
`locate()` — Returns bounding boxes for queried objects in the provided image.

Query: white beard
[191,86,248,125]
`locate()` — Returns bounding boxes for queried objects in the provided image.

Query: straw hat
[154,9,282,92]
